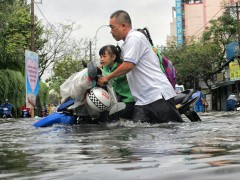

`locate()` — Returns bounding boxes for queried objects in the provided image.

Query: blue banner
[226,41,240,61]
[176,0,183,45]
[25,50,40,108]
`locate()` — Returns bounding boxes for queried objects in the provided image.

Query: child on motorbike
[99,45,135,120]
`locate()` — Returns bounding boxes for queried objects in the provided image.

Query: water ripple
[0,112,240,179]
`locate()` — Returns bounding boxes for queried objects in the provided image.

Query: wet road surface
[0,111,240,179]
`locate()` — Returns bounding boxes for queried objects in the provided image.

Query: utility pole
[224,1,240,51]
[30,0,35,118]
[90,41,92,62]
[31,0,35,52]
[236,2,240,48]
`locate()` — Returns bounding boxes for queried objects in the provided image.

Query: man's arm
[98,62,135,86]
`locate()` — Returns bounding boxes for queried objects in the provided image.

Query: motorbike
[33,60,201,127]
[21,109,31,118]
[175,89,201,122]
[0,106,13,119]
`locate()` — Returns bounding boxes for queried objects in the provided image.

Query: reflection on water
[0,112,240,179]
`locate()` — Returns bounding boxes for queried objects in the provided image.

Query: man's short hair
[110,10,132,27]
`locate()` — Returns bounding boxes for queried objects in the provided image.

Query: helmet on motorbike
[5,99,8,103]
[86,87,111,112]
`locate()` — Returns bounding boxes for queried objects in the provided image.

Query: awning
[211,80,235,90]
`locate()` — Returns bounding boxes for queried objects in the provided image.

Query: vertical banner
[229,59,240,81]
[25,50,40,108]
[176,0,183,45]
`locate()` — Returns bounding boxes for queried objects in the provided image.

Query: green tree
[201,13,237,62]
[49,90,61,105]
[0,69,25,116]
[0,0,45,117]
[164,42,221,89]
[0,0,44,73]
[37,82,49,107]
[38,23,86,78]
[46,56,85,97]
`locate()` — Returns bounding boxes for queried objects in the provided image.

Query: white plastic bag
[60,68,92,103]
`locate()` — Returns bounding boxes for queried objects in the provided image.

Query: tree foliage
[46,56,85,96]
[201,13,237,58]
[164,42,221,88]
[0,69,25,114]
[36,81,49,108]
[49,90,61,105]
[38,23,88,78]
[0,0,46,116]
[0,0,44,73]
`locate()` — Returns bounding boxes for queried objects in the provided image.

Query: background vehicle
[0,106,12,119]
[175,84,185,94]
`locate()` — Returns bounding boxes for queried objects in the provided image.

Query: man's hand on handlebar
[97,76,108,86]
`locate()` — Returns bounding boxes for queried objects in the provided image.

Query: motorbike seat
[174,93,187,105]
[174,89,194,105]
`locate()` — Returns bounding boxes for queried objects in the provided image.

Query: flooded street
[0,112,240,180]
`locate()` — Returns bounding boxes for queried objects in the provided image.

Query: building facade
[167,0,224,45]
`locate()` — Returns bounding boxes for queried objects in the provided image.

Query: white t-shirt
[121,29,176,105]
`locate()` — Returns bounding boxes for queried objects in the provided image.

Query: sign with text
[25,50,40,108]
[229,59,240,81]
[176,0,183,45]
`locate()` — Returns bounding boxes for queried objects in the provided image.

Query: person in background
[192,87,206,113]
[98,10,183,123]
[226,93,238,111]
[99,45,135,120]
[0,99,13,117]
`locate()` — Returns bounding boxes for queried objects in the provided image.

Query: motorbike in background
[0,106,13,119]
[21,109,31,118]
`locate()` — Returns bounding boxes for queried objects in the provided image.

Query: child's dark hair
[137,27,154,46]
[99,45,122,63]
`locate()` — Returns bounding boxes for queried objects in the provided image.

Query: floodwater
[0,112,240,180]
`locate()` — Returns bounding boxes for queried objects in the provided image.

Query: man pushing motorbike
[98,10,183,123]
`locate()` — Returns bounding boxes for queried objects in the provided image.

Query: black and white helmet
[86,87,111,112]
